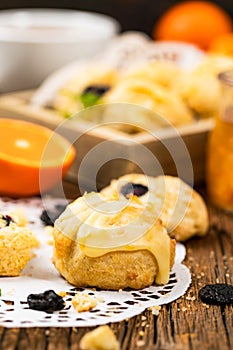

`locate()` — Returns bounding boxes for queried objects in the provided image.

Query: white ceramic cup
[0,8,120,92]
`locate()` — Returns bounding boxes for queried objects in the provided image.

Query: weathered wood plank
[152,203,233,350]
[1,328,20,350]
[0,199,232,350]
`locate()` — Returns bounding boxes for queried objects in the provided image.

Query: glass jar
[206,70,233,212]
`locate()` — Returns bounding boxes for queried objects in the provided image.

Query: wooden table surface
[0,183,232,350]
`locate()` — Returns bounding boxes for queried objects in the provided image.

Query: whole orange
[209,32,233,56]
[153,1,233,50]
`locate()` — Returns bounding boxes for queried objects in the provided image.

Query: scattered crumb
[185,296,196,301]
[58,291,67,298]
[139,330,144,336]
[45,330,50,336]
[136,340,145,347]
[96,296,105,303]
[7,289,15,296]
[45,226,53,236]
[141,315,147,321]
[148,305,161,316]
[10,207,27,226]
[72,292,97,312]
[118,289,123,293]
[80,325,119,350]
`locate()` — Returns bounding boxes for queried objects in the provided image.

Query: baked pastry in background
[172,54,233,119]
[101,173,209,241]
[102,78,194,131]
[53,64,118,117]
[53,193,175,290]
[0,214,39,276]
[121,60,182,88]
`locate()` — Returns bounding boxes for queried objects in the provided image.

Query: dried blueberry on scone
[53,192,175,290]
[101,173,209,241]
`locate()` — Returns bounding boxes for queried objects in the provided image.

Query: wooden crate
[0,90,213,190]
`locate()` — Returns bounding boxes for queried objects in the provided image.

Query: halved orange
[0,118,76,197]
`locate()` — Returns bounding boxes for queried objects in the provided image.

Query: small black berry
[40,204,67,226]
[120,183,148,198]
[0,214,14,228]
[198,284,233,306]
[27,290,65,313]
[82,85,110,96]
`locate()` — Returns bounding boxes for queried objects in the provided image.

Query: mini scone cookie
[53,64,118,117]
[0,214,39,276]
[53,192,175,290]
[101,174,209,241]
[102,78,194,130]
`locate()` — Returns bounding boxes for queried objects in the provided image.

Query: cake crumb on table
[148,305,161,316]
[80,325,120,350]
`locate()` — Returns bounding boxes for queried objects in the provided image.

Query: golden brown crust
[53,228,175,290]
[0,224,39,276]
[101,174,209,241]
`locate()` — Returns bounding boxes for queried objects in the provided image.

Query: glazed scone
[53,193,175,290]
[0,214,39,276]
[101,174,209,241]
[80,325,120,350]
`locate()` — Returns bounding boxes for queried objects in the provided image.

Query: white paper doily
[0,197,191,328]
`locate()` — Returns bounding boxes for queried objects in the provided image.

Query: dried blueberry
[40,204,67,226]
[0,214,14,228]
[120,183,148,198]
[27,290,65,313]
[80,85,111,108]
[198,284,233,305]
[82,85,110,96]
